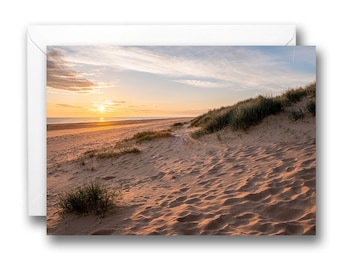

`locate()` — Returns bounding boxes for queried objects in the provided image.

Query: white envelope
[27,25,296,216]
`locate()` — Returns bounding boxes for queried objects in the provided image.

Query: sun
[99,105,105,112]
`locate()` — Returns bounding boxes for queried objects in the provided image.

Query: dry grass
[191,82,316,137]
[57,181,120,216]
[130,130,173,143]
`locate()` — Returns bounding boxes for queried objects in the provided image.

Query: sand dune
[47,111,315,235]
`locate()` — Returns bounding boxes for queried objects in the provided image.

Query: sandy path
[47,112,315,235]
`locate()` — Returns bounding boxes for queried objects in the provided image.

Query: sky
[46,46,316,118]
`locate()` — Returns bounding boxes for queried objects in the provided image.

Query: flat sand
[47,109,316,235]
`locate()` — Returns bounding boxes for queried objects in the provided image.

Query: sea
[47,117,176,125]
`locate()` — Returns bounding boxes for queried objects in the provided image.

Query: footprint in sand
[284,223,304,234]
[301,158,315,167]
[169,196,187,208]
[293,168,315,180]
[177,213,203,223]
[204,195,217,201]
[150,172,166,180]
[223,197,243,206]
[207,165,223,175]
[303,179,316,189]
[184,197,201,204]
[271,165,286,174]
[285,166,295,172]
[155,194,167,204]
[197,179,217,188]
[252,222,274,234]
[244,190,271,202]
[262,203,305,222]
[268,187,284,195]
[179,187,189,192]
[239,181,256,192]
[203,215,228,231]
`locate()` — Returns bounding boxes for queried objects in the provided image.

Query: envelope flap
[28,25,296,49]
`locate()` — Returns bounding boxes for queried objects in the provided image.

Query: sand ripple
[47,114,316,235]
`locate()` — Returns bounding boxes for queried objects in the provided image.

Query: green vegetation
[96,147,141,159]
[172,122,185,128]
[289,109,305,121]
[83,150,96,158]
[229,96,283,131]
[191,95,282,134]
[57,181,120,216]
[283,82,316,104]
[83,146,141,159]
[191,82,316,137]
[283,88,307,104]
[130,130,173,143]
[306,99,316,116]
[82,129,173,160]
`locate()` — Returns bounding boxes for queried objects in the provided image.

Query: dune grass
[57,181,120,216]
[81,129,173,160]
[191,95,283,135]
[229,96,283,131]
[172,122,185,128]
[83,146,141,159]
[130,130,173,143]
[289,109,305,121]
[284,82,316,103]
[191,82,316,137]
[96,147,141,159]
[306,99,316,116]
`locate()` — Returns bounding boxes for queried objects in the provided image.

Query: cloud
[47,48,112,93]
[56,104,84,109]
[52,46,316,94]
[111,100,126,104]
[174,79,226,88]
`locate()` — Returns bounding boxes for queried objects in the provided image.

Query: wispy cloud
[47,48,112,94]
[56,103,84,109]
[55,46,315,94]
[47,46,315,118]
[174,79,226,88]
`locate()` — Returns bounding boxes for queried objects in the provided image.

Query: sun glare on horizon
[99,105,105,112]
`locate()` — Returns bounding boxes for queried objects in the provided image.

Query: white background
[0,0,337,269]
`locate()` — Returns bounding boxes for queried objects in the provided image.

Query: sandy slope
[47,108,315,235]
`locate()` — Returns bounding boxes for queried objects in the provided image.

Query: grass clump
[306,99,316,116]
[96,147,141,159]
[131,130,173,143]
[190,82,316,137]
[83,150,96,158]
[289,109,305,121]
[82,145,141,159]
[191,95,283,134]
[190,106,228,128]
[228,96,283,131]
[283,82,316,104]
[283,88,307,104]
[57,181,119,216]
[191,128,209,139]
[81,129,173,160]
[172,122,185,128]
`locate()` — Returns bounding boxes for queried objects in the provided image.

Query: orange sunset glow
[47,46,316,120]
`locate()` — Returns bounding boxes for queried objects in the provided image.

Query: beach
[47,110,316,235]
